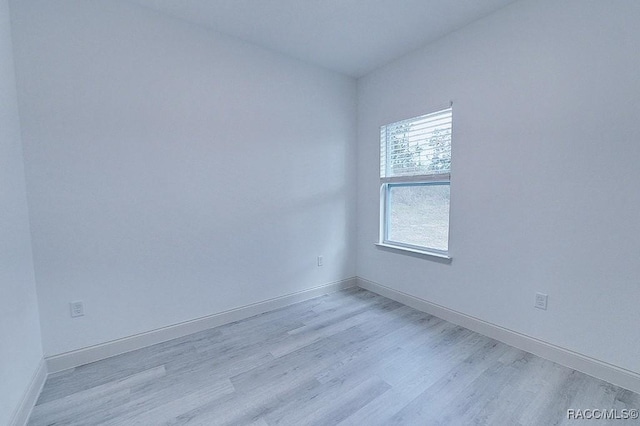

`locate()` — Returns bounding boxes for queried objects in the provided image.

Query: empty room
[2,0,639,425]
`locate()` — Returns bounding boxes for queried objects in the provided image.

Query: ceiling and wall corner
[126,0,520,77]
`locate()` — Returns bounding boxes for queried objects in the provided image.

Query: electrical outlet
[317,256,323,267]
[70,301,84,318]
[534,293,548,310]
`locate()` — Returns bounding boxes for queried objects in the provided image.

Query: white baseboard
[357,277,640,394]
[10,358,47,426]
[47,277,356,373]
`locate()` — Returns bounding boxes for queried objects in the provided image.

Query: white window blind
[380,107,452,182]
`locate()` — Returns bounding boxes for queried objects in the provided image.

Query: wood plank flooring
[30,288,640,425]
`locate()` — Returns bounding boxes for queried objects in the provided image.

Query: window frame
[377,106,452,259]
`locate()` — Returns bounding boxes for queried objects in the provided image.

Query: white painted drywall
[10,0,357,356]
[0,0,43,423]
[357,0,640,374]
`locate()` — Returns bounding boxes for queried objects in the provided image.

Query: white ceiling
[128,0,519,77]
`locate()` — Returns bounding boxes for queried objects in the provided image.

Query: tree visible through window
[380,107,452,254]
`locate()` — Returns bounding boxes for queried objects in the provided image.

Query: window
[379,106,452,256]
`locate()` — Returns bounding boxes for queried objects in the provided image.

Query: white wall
[0,0,43,423]
[10,0,357,357]
[357,0,640,375]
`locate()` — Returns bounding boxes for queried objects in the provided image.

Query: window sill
[375,243,452,261]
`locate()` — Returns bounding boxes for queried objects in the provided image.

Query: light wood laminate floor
[30,288,640,425]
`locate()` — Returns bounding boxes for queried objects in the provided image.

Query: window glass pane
[387,184,450,251]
